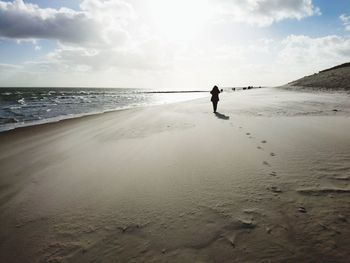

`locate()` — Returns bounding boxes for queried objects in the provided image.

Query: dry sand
[0,88,350,263]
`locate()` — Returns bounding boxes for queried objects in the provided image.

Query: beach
[0,87,350,263]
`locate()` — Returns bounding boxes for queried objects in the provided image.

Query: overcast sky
[0,0,349,89]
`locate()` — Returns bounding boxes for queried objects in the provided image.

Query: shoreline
[0,95,210,134]
[0,105,140,134]
[0,87,270,134]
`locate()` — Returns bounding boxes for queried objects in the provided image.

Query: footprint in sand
[298,206,307,213]
[263,161,270,166]
[269,171,277,176]
[270,153,276,157]
[246,133,251,135]
[261,140,267,144]
[268,186,282,193]
[257,146,263,150]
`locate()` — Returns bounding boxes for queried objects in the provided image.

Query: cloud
[3,33,350,88]
[0,0,133,45]
[0,0,342,89]
[80,0,136,23]
[0,0,321,46]
[181,34,350,86]
[340,14,350,31]
[0,63,20,72]
[26,35,174,77]
[278,35,350,75]
[0,0,174,86]
[215,0,320,26]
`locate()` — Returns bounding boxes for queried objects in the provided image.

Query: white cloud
[0,0,172,73]
[43,38,173,72]
[80,0,136,23]
[0,0,132,45]
[0,0,173,79]
[275,34,350,81]
[0,63,20,72]
[340,14,350,31]
[0,63,22,86]
[0,0,321,45]
[215,0,320,26]
[280,35,350,64]
[3,33,350,88]
[176,34,350,87]
[2,0,347,89]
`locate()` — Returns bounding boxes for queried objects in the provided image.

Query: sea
[0,87,209,132]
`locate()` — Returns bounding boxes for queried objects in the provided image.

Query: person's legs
[213,101,218,113]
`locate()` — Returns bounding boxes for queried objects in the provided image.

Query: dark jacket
[210,88,220,102]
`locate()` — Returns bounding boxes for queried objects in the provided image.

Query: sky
[0,0,350,89]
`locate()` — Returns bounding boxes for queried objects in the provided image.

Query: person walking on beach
[210,85,221,113]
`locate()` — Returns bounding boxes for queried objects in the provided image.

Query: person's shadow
[215,112,230,120]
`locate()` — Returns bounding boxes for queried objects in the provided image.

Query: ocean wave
[17,98,26,105]
[0,87,207,132]
[0,117,19,124]
[10,106,22,110]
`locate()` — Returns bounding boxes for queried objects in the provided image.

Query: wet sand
[0,88,350,263]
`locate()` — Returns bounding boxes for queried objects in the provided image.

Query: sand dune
[0,88,350,262]
[285,62,350,91]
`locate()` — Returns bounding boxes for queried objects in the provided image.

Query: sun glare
[149,0,212,41]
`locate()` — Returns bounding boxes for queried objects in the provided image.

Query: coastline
[0,92,210,133]
[1,88,350,263]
